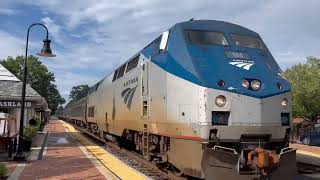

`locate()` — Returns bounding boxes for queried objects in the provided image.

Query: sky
[0,0,319,101]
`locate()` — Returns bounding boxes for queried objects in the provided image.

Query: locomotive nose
[190,48,290,99]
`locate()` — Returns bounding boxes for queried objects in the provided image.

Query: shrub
[35,118,41,126]
[23,125,39,141]
[0,164,7,177]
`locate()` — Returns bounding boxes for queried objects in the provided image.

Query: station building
[0,64,49,155]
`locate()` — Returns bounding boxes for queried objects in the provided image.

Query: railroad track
[69,122,183,180]
[297,162,320,174]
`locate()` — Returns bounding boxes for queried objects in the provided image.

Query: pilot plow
[201,146,297,180]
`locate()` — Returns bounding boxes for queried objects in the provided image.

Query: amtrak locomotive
[61,20,296,180]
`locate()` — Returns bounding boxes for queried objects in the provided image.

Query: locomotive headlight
[241,79,249,88]
[251,80,261,91]
[282,98,288,106]
[215,95,226,107]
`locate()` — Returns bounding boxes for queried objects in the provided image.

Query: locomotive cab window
[126,55,139,73]
[231,34,266,49]
[112,69,119,82]
[186,30,228,46]
[116,64,127,79]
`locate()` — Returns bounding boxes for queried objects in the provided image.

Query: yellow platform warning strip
[297,149,320,158]
[61,121,149,180]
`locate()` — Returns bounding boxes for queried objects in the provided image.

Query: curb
[38,131,49,160]
[297,150,320,158]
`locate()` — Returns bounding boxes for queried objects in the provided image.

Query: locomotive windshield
[231,34,266,49]
[186,30,228,45]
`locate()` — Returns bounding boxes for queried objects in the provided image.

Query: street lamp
[14,23,55,160]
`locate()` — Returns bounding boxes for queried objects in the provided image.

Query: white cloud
[0,8,16,15]
[41,17,63,43]
[0,30,24,59]
[54,71,97,95]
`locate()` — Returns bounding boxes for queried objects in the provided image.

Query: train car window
[186,30,228,45]
[117,64,127,79]
[112,69,119,82]
[126,55,139,73]
[231,34,266,49]
[88,106,94,117]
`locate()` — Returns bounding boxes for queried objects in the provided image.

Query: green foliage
[283,57,320,123]
[0,164,7,177]
[66,84,89,106]
[35,118,41,126]
[0,55,65,114]
[56,106,64,115]
[69,85,89,101]
[23,125,39,141]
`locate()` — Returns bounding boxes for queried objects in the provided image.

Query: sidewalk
[13,119,107,180]
[290,143,320,156]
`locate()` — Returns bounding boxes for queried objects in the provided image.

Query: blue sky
[0,0,319,101]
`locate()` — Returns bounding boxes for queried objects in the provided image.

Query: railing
[292,127,320,145]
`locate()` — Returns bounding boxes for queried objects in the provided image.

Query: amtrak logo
[121,85,138,109]
[229,60,254,70]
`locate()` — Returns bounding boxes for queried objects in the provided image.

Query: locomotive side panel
[148,61,167,133]
[165,68,201,138]
[112,66,143,135]
[87,57,143,137]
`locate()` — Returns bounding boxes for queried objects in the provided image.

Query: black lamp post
[14,23,55,160]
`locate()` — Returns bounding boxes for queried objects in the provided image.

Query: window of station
[112,69,119,82]
[231,34,266,49]
[126,55,139,73]
[186,30,228,46]
[117,64,127,79]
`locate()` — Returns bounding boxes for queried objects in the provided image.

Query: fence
[292,126,320,145]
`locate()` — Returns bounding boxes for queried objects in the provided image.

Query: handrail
[213,145,238,155]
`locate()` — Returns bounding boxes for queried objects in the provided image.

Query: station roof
[0,64,20,81]
[0,64,41,99]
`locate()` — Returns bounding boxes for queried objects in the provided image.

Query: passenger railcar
[61,20,296,180]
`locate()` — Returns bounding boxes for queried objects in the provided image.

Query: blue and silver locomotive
[62,20,295,179]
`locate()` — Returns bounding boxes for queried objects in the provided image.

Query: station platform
[291,143,320,168]
[291,143,320,157]
[7,119,148,180]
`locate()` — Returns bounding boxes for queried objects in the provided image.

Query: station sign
[0,100,33,108]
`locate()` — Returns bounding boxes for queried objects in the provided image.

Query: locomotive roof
[89,20,259,90]
[85,20,289,100]
[174,20,259,37]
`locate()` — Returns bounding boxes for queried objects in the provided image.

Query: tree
[56,106,64,116]
[65,84,89,107]
[69,85,89,101]
[283,57,320,124]
[0,55,65,114]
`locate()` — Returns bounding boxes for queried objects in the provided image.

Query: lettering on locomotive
[123,76,138,87]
